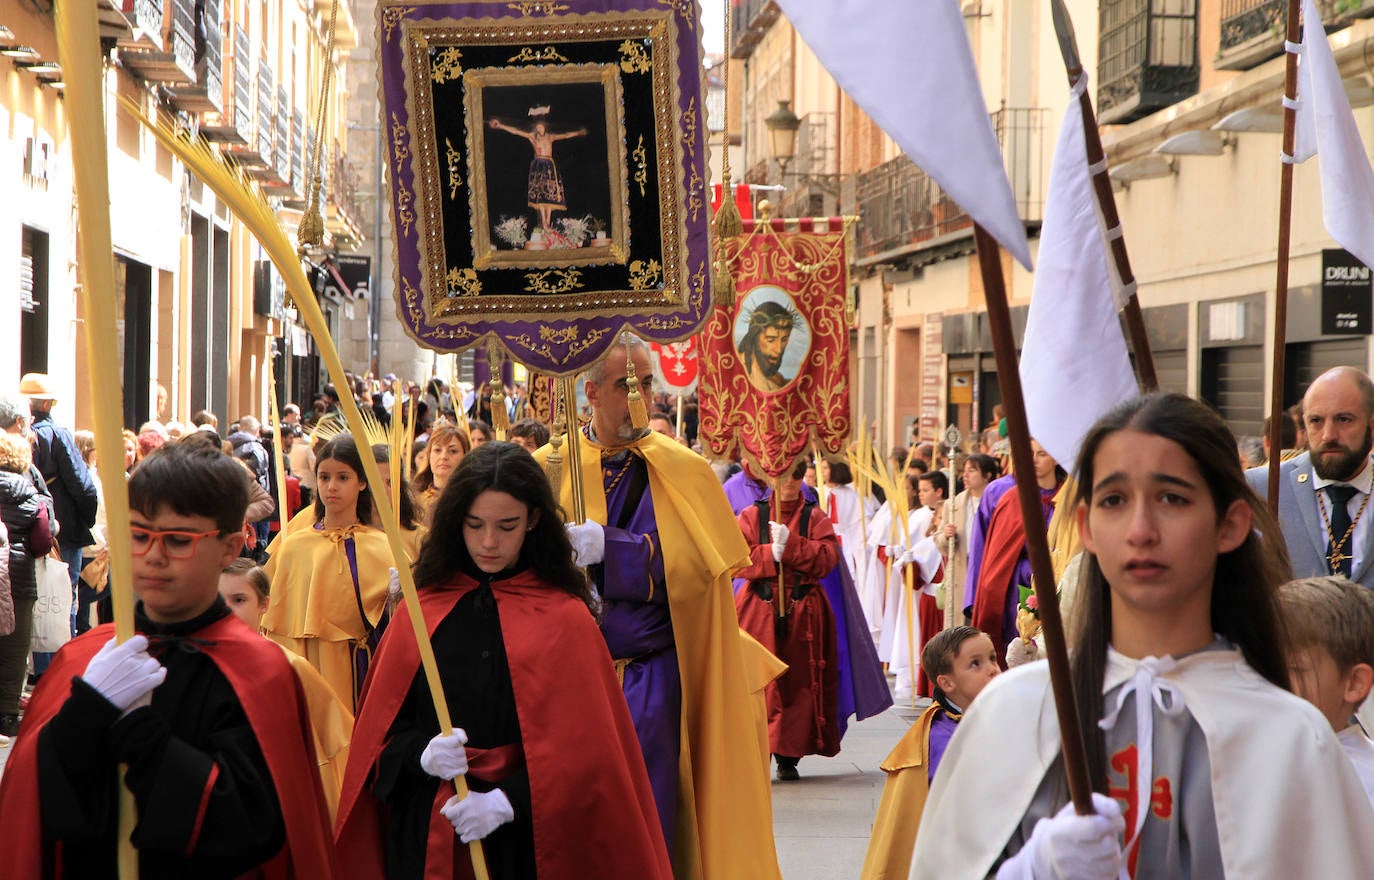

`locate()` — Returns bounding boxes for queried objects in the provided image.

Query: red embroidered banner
[699,219,851,479]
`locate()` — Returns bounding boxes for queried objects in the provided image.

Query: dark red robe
[335,571,672,880]
[971,484,1057,668]
[0,616,336,879]
[735,499,842,758]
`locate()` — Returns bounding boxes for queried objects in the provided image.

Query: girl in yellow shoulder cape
[263,435,396,713]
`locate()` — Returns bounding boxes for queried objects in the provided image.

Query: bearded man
[1247,366,1374,584]
[739,301,796,391]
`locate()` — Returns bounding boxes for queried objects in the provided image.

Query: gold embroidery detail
[507,326,611,365]
[539,325,580,345]
[632,135,648,197]
[390,113,410,172]
[507,1,569,15]
[618,39,652,74]
[507,46,570,64]
[628,259,661,291]
[430,47,463,84]
[446,267,482,298]
[686,164,704,224]
[524,269,584,294]
[381,6,416,40]
[444,138,463,199]
[656,0,695,30]
[682,97,698,159]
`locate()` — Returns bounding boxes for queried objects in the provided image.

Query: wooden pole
[1048,0,1157,392]
[1268,0,1303,514]
[54,2,139,873]
[973,224,1094,815]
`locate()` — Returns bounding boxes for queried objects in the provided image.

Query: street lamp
[764,98,801,175]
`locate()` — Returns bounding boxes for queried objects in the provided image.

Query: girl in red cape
[335,441,672,880]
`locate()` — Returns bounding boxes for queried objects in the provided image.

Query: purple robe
[595,452,679,854]
[962,474,1015,616]
[927,712,958,782]
[722,470,818,515]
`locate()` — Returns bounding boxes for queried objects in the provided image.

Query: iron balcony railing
[855,107,1047,260]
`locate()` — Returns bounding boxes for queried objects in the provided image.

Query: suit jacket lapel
[1291,457,1328,570]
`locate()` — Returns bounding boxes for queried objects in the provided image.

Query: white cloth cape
[910,648,1374,879]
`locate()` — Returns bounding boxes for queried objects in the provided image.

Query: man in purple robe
[545,337,782,877]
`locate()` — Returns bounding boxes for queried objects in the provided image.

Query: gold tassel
[544,382,565,491]
[624,332,649,430]
[487,343,510,437]
[711,174,742,308]
[297,204,325,253]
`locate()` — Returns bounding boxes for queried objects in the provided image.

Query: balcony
[325,143,365,246]
[730,0,781,59]
[117,0,195,85]
[1098,0,1199,124]
[103,0,162,48]
[165,0,223,113]
[1218,0,1373,70]
[854,107,1047,263]
[201,24,251,144]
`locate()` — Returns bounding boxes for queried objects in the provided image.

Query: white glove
[897,547,917,567]
[769,521,790,562]
[81,634,167,714]
[887,542,907,562]
[440,788,515,843]
[996,794,1126,880]
[420,729,469,779]
[565,520,606,566]
[1007,637,1041,668]
[388,567,402,598]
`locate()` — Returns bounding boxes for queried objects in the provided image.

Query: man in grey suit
[1246,366,1374,585]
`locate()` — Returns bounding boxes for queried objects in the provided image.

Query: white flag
[1290,0,1374,269]
[773,0,1032,269]
[1021,78,1138,474]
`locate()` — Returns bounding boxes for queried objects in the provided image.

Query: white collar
[1311,454,1374,496]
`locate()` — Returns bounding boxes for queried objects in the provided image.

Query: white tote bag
[31,555,72,652]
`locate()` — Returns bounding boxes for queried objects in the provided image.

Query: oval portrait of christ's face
[732,286,810,394]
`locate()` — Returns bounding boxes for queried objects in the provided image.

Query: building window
[1099,0,1199,124]
[20,227,49,376]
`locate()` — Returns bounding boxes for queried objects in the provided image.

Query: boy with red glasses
[0,442,335,877]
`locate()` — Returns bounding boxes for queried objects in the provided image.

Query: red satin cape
[334,571,672,880]
[0,616,336,879]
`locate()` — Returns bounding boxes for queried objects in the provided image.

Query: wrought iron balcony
[1098,0,1199,124]
[854,107,1047,262]
[201,24,252,145]
[730,0,780,59]
[165,0,223,113]
[326,144,366,244]
[1218,0,1371,70]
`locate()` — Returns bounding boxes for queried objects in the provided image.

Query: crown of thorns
[745,300,800,331]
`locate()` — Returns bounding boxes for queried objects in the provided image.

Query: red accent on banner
[650,338,701,393]
[698,224,851,479]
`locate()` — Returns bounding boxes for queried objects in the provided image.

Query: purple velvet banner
[378,0,711,376]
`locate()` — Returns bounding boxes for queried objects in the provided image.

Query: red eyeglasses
[129,526,226,559]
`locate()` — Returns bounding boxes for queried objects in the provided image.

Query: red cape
[0,616,336,879]
[335,571,672,880]
[971,485,1056,664]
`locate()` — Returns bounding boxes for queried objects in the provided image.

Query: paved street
[772,698,919,879]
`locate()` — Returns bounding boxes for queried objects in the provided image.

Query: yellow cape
[536,431,783,880]
[281,646,353,822]
[860,702,941,880]
[262,523,397,710]
[269,507,426,562]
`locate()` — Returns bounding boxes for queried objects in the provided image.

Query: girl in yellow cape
[263,435,396,712]
[861,625,1000,880]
